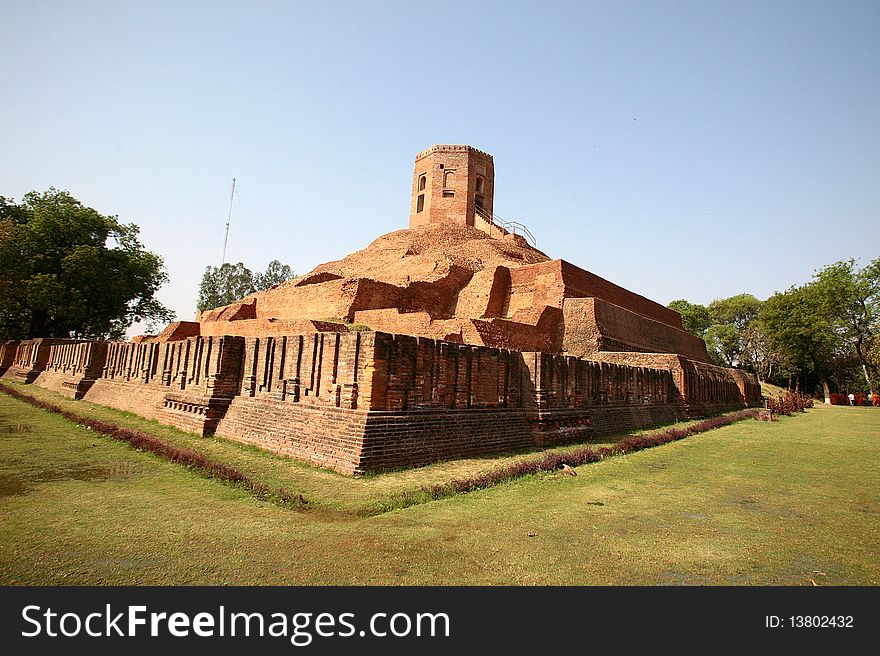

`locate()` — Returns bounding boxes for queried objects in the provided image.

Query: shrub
[764,391,813,418]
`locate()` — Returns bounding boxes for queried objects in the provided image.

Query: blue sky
[3,0,878,330]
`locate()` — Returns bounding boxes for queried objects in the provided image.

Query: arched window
[418,174,426,191]
[476,176,484,193]
[444,171,455,188]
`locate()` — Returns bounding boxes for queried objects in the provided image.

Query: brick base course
[215,396,368,474]
[590,404,684,435]
[5,332,761,474]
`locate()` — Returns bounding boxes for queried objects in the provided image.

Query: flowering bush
[763,391,814,418]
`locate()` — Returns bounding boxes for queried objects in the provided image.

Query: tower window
[417,194,425,213]
[476,176,484,193]
[418,174,426,191]
[444,170,455,188]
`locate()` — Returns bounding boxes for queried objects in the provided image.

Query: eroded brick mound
[194,222,710,362]
[197,225,557,347]
[306,224,549,285]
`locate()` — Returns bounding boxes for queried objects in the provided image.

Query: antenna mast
[221,177,236,264]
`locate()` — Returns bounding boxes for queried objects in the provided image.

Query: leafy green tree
[0,189,173,339]
[810,258,879,392]
[196,262,256,311]
[703,294,763,367]
[707,294,762,329]
[740,321,791,382]
[704,323,740,367]
[668,299,711,337]
[760,285,843,401]
[254,259,294,291]
[197,259,295,311]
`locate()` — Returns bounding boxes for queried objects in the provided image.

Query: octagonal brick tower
[409,144,495,230]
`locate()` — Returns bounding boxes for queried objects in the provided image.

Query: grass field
[0,383,877,585]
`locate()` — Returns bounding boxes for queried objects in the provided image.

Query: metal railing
[474,206,537,247]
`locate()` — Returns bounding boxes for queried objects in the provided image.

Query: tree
[254,259,294,291]
[196,259,295,311]
[704,323,740,367]
[810,258,879,392]
[740,321,791,383]
[703,294,763,367]
[0,189,173,340]
[759,285,844,401]
[196,262,256,311]
[707,294,762,330]
[668,299,711,337]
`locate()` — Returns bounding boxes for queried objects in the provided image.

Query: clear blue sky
[3,0,878,331]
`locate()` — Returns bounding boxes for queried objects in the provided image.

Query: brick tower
[409,145,495,230]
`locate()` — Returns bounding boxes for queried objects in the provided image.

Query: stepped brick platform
[4,331,759,474]
[1,144,761,473]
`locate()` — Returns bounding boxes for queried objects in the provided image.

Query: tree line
[0,189,174,339]
[669,258,879,398]
[0,189,295,340]
[196,260,295,311]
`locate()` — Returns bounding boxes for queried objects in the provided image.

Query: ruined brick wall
[505,260,568,320]
[32,340,109,398]
[728,368,763,405]
[559,261,684,329]
[0,340,21,376]
[592,351,760,413]
[236,278,357,324]
[562,297,711,362]
[83,335,246,434]
[589,405,683,434]
[471,307,562,353]
[212,332,375,472]
[504,259,685,333]
[520,351,675,409]
[454,266,510,319]
[358,409,535,472]
[217,400,369,473]
[214,332,684,471]
[1,338,67,383]
[680,358,763,412]
[368,333,529,411]
[232,332,370,409]
[3,332,759,474]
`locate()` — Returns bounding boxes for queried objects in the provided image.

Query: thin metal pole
[221,177,236,264]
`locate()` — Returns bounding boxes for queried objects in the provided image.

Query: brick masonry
[191,146,719,368]
[30,340,108,398]
[1,146,765,473]
[7,330,761,474]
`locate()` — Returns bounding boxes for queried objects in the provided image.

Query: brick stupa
[2,145,760,474]
[193,144,710,363]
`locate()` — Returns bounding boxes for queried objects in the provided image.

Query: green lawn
[0,385,877,585]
